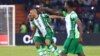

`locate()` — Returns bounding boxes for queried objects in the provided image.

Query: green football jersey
[32,14,53,37]
[65,11,80,38]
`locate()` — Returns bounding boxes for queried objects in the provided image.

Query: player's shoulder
[41,13,49,18]
[41,13,48,16]
[71,11,77,16]
[70,11,78,19]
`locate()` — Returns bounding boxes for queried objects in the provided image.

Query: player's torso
[33,14,53,37]
[65,11,79,38]
[65,12,72,36]
[34,29,40,36]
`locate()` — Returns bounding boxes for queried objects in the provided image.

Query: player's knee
[35,42,41,48]
[45,39,51,46]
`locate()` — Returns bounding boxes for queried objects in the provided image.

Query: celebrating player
[61,1,85,56]
[28,7,63,56]
[44,1,85,56]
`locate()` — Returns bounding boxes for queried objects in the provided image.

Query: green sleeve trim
[62,11,67,17]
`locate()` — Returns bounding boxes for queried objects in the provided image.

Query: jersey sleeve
[41,14,51,23]
[42,14,49,18]
[62,11,67,17]
[70,13,79,22]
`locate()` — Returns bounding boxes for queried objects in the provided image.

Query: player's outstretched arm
[49,15,64,20]
[44,7,61,15]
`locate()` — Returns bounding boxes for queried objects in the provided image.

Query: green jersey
[65,11,79,38]
[32,14,53,37]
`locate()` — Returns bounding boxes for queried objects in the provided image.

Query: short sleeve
[42,14,49,18]
[41,14,51,23]
[70,13,78,21]
[62,11,67,17]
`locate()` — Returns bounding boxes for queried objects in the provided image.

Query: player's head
[32,5,45,14]
[29,8,38,19]
[64,1,75,10]
[35,5,45,13]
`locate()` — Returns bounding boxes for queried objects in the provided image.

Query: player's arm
[76,19,83,42]
[49,15,64,20]
[71,13,83,42]
[30,26,36,39]
[29,26,36,40]
[42,14,64,20]
[44,7,62,15]
[27,14,36,39]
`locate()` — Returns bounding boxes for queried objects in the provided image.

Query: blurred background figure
[20,22,27,33]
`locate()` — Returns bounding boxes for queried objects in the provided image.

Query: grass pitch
[0,46,100,56]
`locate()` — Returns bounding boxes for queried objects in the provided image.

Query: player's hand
[30,36,33,40]
[78,33,83,43]
[78,36,83,44]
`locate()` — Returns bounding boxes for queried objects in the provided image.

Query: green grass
[0,46,100,56]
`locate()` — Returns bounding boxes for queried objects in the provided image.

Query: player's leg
[65,38,85,56]
[45,39,61,56]
[34,36,47,56]
[53,37,62,56]
[76,44,85,56]
[45,32,61,56]
[61,38,81,56]
[61,38,72,56]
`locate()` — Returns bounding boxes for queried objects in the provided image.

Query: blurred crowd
[23,0,100,33]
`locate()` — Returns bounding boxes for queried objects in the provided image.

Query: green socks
[37,45,61,56]
[37,46,47,56]
[47,45,61,56]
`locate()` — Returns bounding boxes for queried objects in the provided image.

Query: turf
[0,46,100,56]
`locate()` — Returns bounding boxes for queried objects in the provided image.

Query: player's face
[29,10,35,18]
[29,9,38,19]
